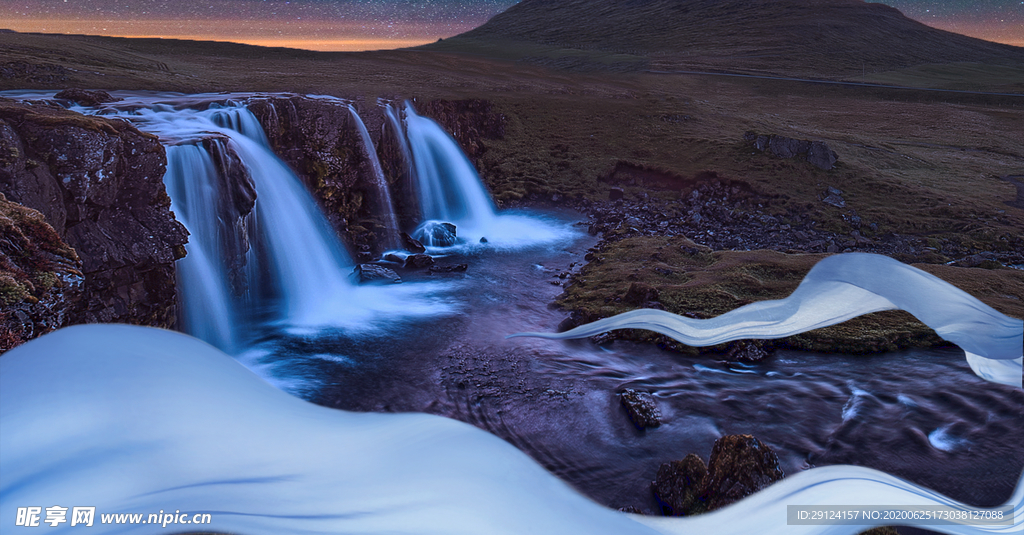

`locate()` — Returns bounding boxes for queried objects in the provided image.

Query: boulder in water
[404,254,434,269]
[619,389,661,430]
[353,264,401,284]
[700,434,785,511]
[652,453,708,516]
[724,340,770,363]
[418,221,457,247]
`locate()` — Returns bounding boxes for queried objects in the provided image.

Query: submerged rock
[652,453,708,516]
[429,263,468,273]
[619,389,661,430]
[700,434,785,511]
[404,253,434,269]
[353,264,401,284]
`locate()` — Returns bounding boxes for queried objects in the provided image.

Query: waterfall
[402,101,498,243]
[396,101,570,249]
[163,143,238,351]
[126,104,358,348]
[348,104,401,250]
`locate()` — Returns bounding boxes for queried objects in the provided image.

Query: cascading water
[396,101,570,249]
[403,102,497,237]
[348,104,401,250]
[116,103,357,347]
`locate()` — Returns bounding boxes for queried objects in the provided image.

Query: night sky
[0,0,1020,51]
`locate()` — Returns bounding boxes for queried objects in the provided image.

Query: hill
[424,0,1024,79]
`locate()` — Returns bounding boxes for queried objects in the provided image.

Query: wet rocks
[0,99,187,332]
[429,263,468,273]
[401,231,427,253]
[701,434,785,511]
[420,221,457,247]
[744,131,838,170]
[724,340,770,363]
[619,389,661,430]
[404,253,434,269]
[353,264,401,284]
[651,435,785,516]
[652,454,708,516]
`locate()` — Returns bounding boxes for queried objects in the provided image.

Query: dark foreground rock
[401,231,427,253]
[404,253,434,269]
[652,453,708,516]
[429,263,468,273]
[652,435,784,516]
[724,340,771,363]
[0,99,187,336]
[701,434,785,511]
[620,389,661,430]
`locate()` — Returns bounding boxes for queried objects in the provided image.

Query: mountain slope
[424,0,1024,78]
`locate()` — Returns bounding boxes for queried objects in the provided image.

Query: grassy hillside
[424,0,1024,82]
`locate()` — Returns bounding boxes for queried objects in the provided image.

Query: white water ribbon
[510,253,1023,388]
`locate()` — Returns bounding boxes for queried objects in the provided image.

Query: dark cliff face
[246,96,375,250]
[0,99,188,339]
[0,193,82,350]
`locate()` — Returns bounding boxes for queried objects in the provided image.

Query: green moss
[0,276,30,306]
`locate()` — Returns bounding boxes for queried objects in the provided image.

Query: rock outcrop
[418,99,506,166]
[651,453,707,516]
[0,193,82,351]
[651,434,785,516]
[745,131,838,170]
[620,388,661,430]
[0,98,188,336]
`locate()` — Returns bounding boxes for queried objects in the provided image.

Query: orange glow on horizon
[1,15,1020,52]
[0,18,475,52]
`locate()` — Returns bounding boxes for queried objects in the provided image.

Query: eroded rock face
[700,434,785,511]
[0,99,188,333]
[418,99,506,165]
[651,434,785,516]
[0,193,82,352]
[246,96,367,236]
[652,453,708,516]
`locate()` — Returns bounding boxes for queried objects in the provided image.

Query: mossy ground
[558,236,1024,354]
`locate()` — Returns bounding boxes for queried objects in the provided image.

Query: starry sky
[0,0,1020,51]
